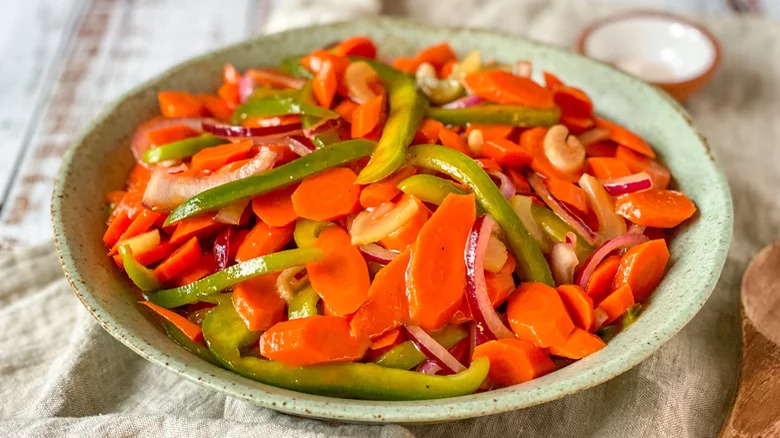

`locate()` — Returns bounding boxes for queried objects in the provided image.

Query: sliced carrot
[105,190,127,204]
[146,125,198,146]
[313,58,337,108]
[548,327,606,359]
[415,118,445,144]
[415,42,456,69]
[613,239,670,302]
[170,215,224,245]
[472,338,555,386]
[198,93,232,121]
[358,166,416,209]
[544,178,589,215]
[330,36,376,58]
[157,91,205,118]
[300,50,350,76]
[595,118,655,158]
[614,145,671,189]
[369,328,402,350]
[218,83,240,108]
[557,285,594,331]
[392,56,420,73]
[334,99,359,122]
[507,282,575,348]
[464,71,555,108]
[378,197,430,252]
[153,237,202,284]
[585,141,617,158]
[407,193,476,331]
[259,315,369,366]
[475,158,503,173]
[480,138,533,168]
[109,209,162,254]
[520,127,579,183]
[251,184,298,227]
[453,255,517,324]
[103,210,135,247]
[506,168,531,194]
[133,241,177,266]
[306,226,370,316]
[234,222,294,262]
[350,249,411,339]
[291,167,361,221]
[543,71,564,91]
[553,86,593,119]
[438,60,456,78]
[585,157,631,179]
[466,124,514,141]
[351,94,384,138]
[260,144,299,166]
[233,273,286,331]
[596,283,635,324]
[615,189,696,229]
[190,140,253,172]
[585,255,621,305]
[560,113,594,134]
[438,127,469,155]
[140,301,203,342]
[170,253,217,287]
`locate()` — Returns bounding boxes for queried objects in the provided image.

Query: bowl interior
[52,18,732,423]
[583,14,717,83]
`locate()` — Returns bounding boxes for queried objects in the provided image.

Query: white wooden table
[0,0,774,251]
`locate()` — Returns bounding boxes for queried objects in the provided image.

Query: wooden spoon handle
[719,319,780,437]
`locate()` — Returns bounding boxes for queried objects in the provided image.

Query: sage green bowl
[51,18,732,424]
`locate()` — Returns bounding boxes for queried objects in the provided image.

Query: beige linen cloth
[2,1,779,436]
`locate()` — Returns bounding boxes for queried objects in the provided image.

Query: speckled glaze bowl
[51,18,732,424]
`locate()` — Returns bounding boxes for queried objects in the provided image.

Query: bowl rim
[575,10,721,87]
[51,16,733,423]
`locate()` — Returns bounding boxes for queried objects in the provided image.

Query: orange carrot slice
[169,215,224,245]
[369,328,403,350]
[557,285,594,331]
[615,189,696,229]
[506,168,531,194]
[190,140,253,173]
[407,193,476,331]
[548,327,606,359]
[438,127,469,155]
[103,211,134,247]
[544,178,589,215]
[146,125,198,146]
[377,197,430,252]
[453,255,517,324]
[466,124,514,141]
[259,315,369,366]
[233,273,286,331]
[596,283,635,325]
[595,118,655,158]
[313,58,337,108]
[585,255,621,305]
[306,226,370,316]
[472,338,555,386]
[292,167,361,221]
[140,301,203,342]
[157,91,205,118]
[350,249,411,339]
[520,127,579,183]
[415,118,445,144]
[358,166,416,209]
[507,282,575,348]
[198,93,232,121]
[351,94,384,138]
[464,71,555,108]
[480,138,533,168]
[170,253,217,287]
[251,184,299,227]
[585,157,631,179]
[234,222,294,262]
[415,42,457,69]
[614,145,671,189]
[334,99,359,122]
[330,36,377,58]
[153,237,202,284]
[613,239,670,302]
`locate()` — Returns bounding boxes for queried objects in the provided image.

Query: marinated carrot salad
[104,37,697,400]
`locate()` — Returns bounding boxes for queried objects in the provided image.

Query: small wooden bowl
[577,11,720,101]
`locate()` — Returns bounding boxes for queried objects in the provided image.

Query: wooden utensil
[720,242,780,437]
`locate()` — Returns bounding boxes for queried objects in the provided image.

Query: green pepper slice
[118,245,161,292]
[354,59,427,184]
[374,325,467,370]
[162,321,219,365]
[279,55,314,79]
[165,139,375,226]
[397,174,486,215]
[293,218,331,248]
[530,203,594,261]
[406,144,554,285]
[426,105,560,127]
[148,247,323,308]
[142,134,228,164]
[300,80,341,148]
[287,286,320,320]
[203,295,489,400]
[231,95,339,125]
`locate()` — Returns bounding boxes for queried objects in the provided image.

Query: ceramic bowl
[52,18,732,423]
[577,11,720,101]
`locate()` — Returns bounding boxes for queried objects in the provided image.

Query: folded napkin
[3,1,780,436]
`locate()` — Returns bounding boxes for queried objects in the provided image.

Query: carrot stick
[157,91,205,118]
[543,71,564,91]
[358,166,416,209]
[507,282,575,348]
[585,157,631,179]
[251,184,299,227]
[369,328,402,350]
[595,118,655,158]
[190,140,253,172]
[377,196,430,252]
[415,42,457,69]
[291,167,361,221]
[480,139,533,168]
[548,327,606,359]
[392,56,420,74]
[585,255,621,305]
[259,315,368,366]
[596,283,635,325]
[146,125,198,146]
[614,146,671,190]
[350,249,411,339]
[438,127,470,155]
[557,285,595,331]
[103,211,134,247]
[313,58,337,108]
[415,118,445,144]
[218,83,240,108]
[306,226,371,316]
[139,301,203,342]
[234,222,294,262]
[466,124,514,141]
[472,338,555,386]
[544,178,589,215]
[198,93,232,121]
[615,189,696,228]
[351,94,384,138]
[108,209,163,254]
[407,193,476,331]
[330,36,377,58]
[464,71,555,108]
[233,273,286,331]
[153,237,203,284]
[169,215,224,245]
[612,239,670,302]
[170,253,217,287]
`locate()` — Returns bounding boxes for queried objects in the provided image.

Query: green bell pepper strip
[279,55,314,79]
[293,218,331,248]
[248,87,299,101]
[142,135,228,164]
[300,80,341,148]
[287,285,320,320]
[621,303,643,328]
[118,245,161,292]
[374,325,467,370]
[148,247,323,308]
[354,59,428,184]
[426,105,560,127]
[406,144,554,285]
[396,174,485,215]
[203,295,489,400]
[162,321,219,365]
[164,139,375,226]
[231,95,339,125]
[530,203,594,261]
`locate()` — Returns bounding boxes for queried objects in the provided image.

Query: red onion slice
[142,149,277,211]
[130,117,206,165]
[303,118,340,140]
[529,173,599,245]
[550,232,579,285]
[602,172,653,196]
[404,325,466,374]
[468,321,491,361]
[465,215,516,340]
[359,244,399,264]
[202,119,302,138]
[487,170,516,199]
[213,200,247,225]
[575,232,650,290]
[442,95,484,109]
[417,360,443,375]
[213,228,231,270]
